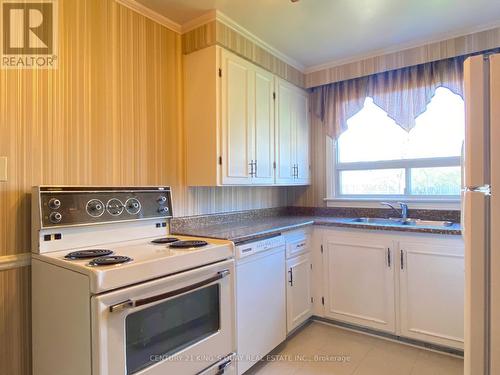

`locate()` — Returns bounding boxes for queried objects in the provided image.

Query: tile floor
[247,322,463,375]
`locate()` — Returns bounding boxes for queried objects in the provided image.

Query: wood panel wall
[182,20,305,88]
[6,3,496,373]
[0,1,289,374]
[0,267,30,375]
[306,26,500,88]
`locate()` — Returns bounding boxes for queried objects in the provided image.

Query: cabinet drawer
[286,237,308,259]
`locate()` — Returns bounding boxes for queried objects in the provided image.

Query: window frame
[327,139,462,204]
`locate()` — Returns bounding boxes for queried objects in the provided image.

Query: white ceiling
[136,0,500,71]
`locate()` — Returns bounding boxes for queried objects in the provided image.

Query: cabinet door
[252,69,275,184]
[275,79,295,184]
[220,50,252,185]
[294,90,310,184]
[399,237,464,349]
[286,253,312,333]
[323,235,396,333]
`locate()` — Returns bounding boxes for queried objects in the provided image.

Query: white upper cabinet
[276,78,310,185]
[183,45,310,186]
[294,89,310,184]
[221,49,253,185]
[275,79,294,184]
[252,68,275,184]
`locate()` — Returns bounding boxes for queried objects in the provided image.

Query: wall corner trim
[181,10,218,33]
[114,0,182,33]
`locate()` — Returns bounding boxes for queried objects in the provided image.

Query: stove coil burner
[169,240,208,249]
[88,255,132,266]
[151,237,180,244]
[65,249,114,260]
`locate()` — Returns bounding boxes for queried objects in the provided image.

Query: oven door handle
[109,269,231,313]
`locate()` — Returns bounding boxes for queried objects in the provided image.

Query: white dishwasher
[235,235,286,375]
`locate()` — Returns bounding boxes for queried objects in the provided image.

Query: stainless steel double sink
[351,217,454,227]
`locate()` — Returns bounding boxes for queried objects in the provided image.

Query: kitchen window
[332,87,464,199]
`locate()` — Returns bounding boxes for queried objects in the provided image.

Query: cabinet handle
[387,248,391,268]
[249,160,254,177]
[288,268,293,286]
[254,160,258,176]
[296,164,299,178]
[400,249,404,270]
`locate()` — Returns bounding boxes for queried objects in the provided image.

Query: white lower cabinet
[322,231,396,333]
[319,228,464,349]
[286,253,313,333]
[399,237,465,349]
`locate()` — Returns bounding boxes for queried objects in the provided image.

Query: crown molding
[304,21,500,74]
[112,2,305,72]
[114,2,499,78]
[181,10,218,33]
[115,0,182,33]
[213,10,305,72]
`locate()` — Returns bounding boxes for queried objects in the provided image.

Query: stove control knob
[86,199,105,217]
[48,198,61,210]
[125,198,141,215]
[158,206,169,214]
[49,212,62,224]
[157,196,167,204]
[106,198,125,216]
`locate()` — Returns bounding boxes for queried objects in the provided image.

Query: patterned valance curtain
[311,56,466,138]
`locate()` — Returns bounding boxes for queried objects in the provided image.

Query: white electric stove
[31,186,236,375]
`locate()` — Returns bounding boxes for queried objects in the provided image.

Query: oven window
[126,284,220,374]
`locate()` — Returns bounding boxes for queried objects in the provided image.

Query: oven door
[91,259,235,375]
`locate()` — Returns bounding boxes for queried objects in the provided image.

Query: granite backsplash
[170,206,461,233]
[286,206,461,223]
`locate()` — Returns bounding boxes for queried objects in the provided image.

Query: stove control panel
[36,186,173,228]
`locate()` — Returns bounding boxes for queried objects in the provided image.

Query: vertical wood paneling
[306,26,500,88]
[182,20,305,88]
[0,0,182,257]
[0,0,287,259]
[0,2,290,374]
[0,267,31,375]
[182,21,217,54]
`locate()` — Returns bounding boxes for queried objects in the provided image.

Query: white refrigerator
[463,53,500,375]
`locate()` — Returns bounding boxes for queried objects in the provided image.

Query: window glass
[410,167,461,196]
[335,87,464,198]
[337,99,407,163]
[339,169,405,195]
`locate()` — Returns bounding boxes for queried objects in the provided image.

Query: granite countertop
[171,214,462,243]
[171,216,315,243]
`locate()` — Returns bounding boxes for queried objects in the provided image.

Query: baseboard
[311,316,464,357]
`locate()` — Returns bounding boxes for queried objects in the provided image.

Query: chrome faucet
[380,202,409,221]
